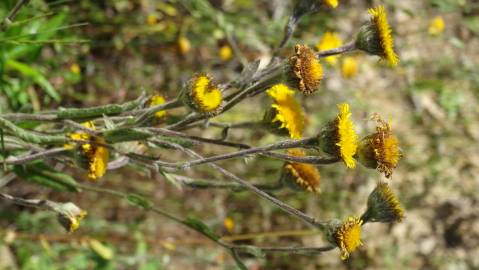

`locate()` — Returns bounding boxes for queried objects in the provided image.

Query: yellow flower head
[289,44,323,95]
[186,74,223,114]
[265,84,305,139]
[146,14,157,26]
[324,0,339,8]
[341,57,358,78]
[362,181,405,223]
[357,115,401,178]
[178,36,191,55]
[86,137,109,181]
[318,103,358,168]
[70,63,80,74]
[428,16,445,36]
[316,32,343,65]
[356,6,398,66]
[368,6,398,66]
[68,122,109,180]
[219,44,233,61]
[149,95,167,118]
[282,149,321,193]
[329,216,363,260]
[223,217,235,233]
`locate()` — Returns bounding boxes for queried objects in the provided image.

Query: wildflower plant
[0,1,408,267]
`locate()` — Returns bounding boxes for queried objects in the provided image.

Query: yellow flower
[177,36,191,55]
[329,216,363,260]
[357,115,401,178]
[316,32,343,65]
[223,217,235,232]
[70,63,80,74]
[318,103,358,168]
[341,57,358,78]
[219,44,233,61]
[362,181,405,223]
[185,74,223,114]
[428,16,445,36]
[146,14,157,26]
[265,84,305,139]
[289,44,323,95]
[336,103,358,168]
[87,137,109,181]
[282,149,321,193]
[149,95,167,118]
[356,6,398,66]
[324,0,339,8]
[368,6,398,66]
[68,121,109,180]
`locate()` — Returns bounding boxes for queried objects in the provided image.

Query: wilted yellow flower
[327,216,363,260]
[282,149,321,193]
[324,0,338,8]
[357,115,401,178]
[362,181,405,223]
[288,44,323,95]
[265,84,305,139]
[316,32,343,65]
[70,63,80,74]
[184,74,223,114]
[146,14,157,26]
[178,36,191,55]
[55,202,87,233]
[318,103,358,168]
[428,16,445,36]
[219,44,233,61]
[356,6,398,66]
[149,95,167,118]
[341,57,358,78]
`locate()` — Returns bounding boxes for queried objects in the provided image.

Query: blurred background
[0,0,478,269]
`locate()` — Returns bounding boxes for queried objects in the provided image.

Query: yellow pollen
[429,16,445,36]
[324,0,338,8]
[284,149,321,193]
[149,95,167,118]
[335,216,363,260]
[316,32,343,65]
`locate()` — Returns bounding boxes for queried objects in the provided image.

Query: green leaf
[235,245,265,258]
[159,170,183,190]
[13,162,80,192]
[126,193,153,210]
[5,59,60,101]
[183,217,220,241]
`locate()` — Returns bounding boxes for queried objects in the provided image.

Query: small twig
[3,147,68,165]
[0,0,30,31]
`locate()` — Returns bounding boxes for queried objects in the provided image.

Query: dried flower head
[69,122,109,180]
[264,84,305,139]
[357,115,401,178]
[184,74,223,114]
[355,5,398,66]
[341,56,358,78]
[316,32,343,65]
[288,44,323,94]
[149,95,167,118]
[318,103,358,168]
[429,16,445,36]
[282,149,321,193]
[327,216,363,260]
[362,181,405,223]
[324,0,339,8]
[54,202,87,233]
